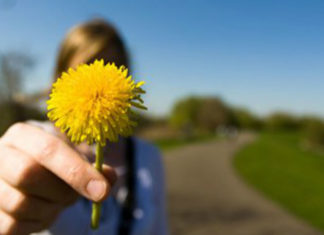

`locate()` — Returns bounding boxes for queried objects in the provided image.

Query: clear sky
[0,0,323,117]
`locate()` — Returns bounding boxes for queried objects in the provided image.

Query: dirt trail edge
[164,132,322,235]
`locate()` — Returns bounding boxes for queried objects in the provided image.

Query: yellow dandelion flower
[47,59,146,146]
[47,59,146,229]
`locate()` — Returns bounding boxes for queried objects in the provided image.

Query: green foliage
[169,96,231,135]
[302,117,324,148]
[234,131,324,231]
[231,108,263,130]
[196,97,230,130]
[265,112,300,131]
[169,96,201,130]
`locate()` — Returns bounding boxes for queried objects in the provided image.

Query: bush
[169,96,201,130]
[170,96,231,135]
[196,97,230,131]
[302,118,324,148]
[265,112,300,131]
[231,108,263,130]
[169,97,201,137]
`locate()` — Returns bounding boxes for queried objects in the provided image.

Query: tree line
[167,96,324,149]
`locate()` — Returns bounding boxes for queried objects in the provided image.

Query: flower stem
[91,143,104,229]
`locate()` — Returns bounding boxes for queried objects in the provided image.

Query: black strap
[117,137,136,235]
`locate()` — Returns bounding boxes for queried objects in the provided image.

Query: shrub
[265,112,300,131]
[302,118,324,148]
[196,97,230,131]
[169,96,201,132]
[231,108,263,130]
[170,96,231,135]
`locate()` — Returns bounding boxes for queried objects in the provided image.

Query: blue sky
[0,0,323,117]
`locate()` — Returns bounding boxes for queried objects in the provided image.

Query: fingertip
[85,164,117,202]
[86,179,109,202]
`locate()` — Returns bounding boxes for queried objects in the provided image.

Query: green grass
[234,131,324,231]
[154,134,217,151]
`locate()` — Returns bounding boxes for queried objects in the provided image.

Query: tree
[196,97,230,131]
[301,117,324,148]
[231,107,263,130]
[170,96,231,134]
[0,52,45,135]
[169,96,201,130]
[265,112,299,131]
[0,51,35,101]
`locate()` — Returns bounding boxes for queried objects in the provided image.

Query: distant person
[0,19,168,235]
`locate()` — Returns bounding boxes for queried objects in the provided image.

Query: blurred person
[0,19,168,235]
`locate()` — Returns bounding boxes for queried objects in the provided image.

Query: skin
[0,123,117,235]
[0,44,127,235]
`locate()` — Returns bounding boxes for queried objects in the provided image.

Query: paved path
[164,133,322,235]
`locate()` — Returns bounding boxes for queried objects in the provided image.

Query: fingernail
[86,180,107,201]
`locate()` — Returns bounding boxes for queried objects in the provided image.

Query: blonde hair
[54,19,129,80]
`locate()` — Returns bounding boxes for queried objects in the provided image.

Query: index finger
[1,123,110,202]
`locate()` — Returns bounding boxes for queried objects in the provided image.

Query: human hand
[0,123,116,235]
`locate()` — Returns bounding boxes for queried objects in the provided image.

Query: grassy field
[234,131,324,231]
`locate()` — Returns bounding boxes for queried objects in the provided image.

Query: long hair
[54,19,130,80]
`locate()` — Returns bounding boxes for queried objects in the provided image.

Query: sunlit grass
[234,131,324,231]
